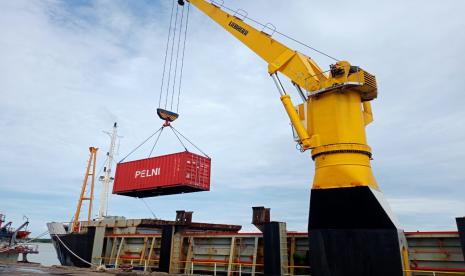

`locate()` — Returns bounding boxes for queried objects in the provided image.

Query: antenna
[97,122,119,219]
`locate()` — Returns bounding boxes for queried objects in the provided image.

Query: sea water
[24,243,60,266]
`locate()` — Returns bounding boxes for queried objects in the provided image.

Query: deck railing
[176,260,311,275]
[100,256,465,276]
[405,270,465,276]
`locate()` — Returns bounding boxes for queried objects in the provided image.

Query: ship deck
[47,211,465,275]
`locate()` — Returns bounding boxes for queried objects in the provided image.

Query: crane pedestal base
[308,186,407,276]
[309,229,405,276]
[456,217,465,259]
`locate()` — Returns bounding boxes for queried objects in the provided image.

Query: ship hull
[48,223,94,268]
[0,251,18,263]
[47,216,465,274]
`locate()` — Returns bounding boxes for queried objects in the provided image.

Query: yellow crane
[177,0,409,275]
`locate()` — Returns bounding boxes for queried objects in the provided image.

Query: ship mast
[98,122,118,219]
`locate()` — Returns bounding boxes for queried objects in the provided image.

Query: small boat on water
[0,213,38,263]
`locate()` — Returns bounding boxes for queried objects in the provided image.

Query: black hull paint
[50,228,95,268]
[457,217,465,259]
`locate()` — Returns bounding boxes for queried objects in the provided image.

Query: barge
[48,210,465,275]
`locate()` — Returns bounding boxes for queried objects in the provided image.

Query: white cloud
[391,197,465,216]
[0,0,464,236]
[390,197,465,231]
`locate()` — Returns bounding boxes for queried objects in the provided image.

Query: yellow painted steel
[72,147,98,232]
[402,246,412,276]
[404,270,465,275]
[306,89,378,190]
[281,94,315,149]
[184,0,379,190]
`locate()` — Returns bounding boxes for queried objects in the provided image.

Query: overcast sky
[1,0,464,236]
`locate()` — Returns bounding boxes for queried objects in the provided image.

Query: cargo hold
[112,151,211,198]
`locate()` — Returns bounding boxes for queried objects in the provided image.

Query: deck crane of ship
[175,0,410,275]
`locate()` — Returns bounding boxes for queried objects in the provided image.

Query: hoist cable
[170,126,210,158]
[170,3,186,111]
[165,4,180,109]
[169,126,188,151]
[148,127,164,157]
[119,127,163,163]
[158,0,176,108]
[140,198,157,219]
[275,29,339,62]
[218,3,339,62]
[176,3,190,113]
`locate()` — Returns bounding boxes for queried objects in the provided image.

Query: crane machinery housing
[177,0,409,275]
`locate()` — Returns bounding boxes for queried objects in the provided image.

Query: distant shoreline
[28,238,52,243]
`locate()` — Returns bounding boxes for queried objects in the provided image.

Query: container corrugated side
[113,151,211,197]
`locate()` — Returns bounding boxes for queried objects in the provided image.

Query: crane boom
[183,0,327,91]
[178,1,408,275]
[181,0,377,98]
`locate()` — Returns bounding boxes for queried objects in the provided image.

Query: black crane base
[456,217,465,259]
[310,228,405,276]
[308,186,408,276]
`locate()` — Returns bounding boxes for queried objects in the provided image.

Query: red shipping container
[113,151,211,198]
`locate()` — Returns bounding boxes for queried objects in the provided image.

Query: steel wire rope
[78,154,105,205]
[164,4,180,109]
[176,2,190,113]
[67,156,104,208]
[140,198,157,219]
[76,155,105,219]
[0,230,50,253]
[217,2,339,62]
[148,127,164,157]
[158,0,176,108]
[170,3,186,110]
[170,126,210,158]
[95,156,108,180]
[119,127,164,163]
[51,233,95,267]
[304,69,331,80]
[23,230,50,243]
[168,126,188,151]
